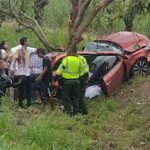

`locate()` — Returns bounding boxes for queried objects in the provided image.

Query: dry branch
[8,0,54,51]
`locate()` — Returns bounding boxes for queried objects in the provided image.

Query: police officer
[78,54,89,115]
[56,47,82,116]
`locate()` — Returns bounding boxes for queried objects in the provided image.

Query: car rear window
[84,41,123,54]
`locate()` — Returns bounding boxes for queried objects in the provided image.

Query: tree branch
[8,0,54,51]
[76,0,114,36]
[74,0,91,30]
[67,0,114,48]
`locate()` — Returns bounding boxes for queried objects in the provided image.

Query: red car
[52,32,150,96]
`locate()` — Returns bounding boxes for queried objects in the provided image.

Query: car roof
[96,31,149,52]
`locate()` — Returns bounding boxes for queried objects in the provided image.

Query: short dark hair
[20,37,28,46]
[0,41,6,49]
[68,47,77,54]
[37,48,46,55]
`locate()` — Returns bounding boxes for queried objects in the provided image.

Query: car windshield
[84,41,123,54]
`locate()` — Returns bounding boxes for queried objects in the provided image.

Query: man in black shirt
[36,48,54,110]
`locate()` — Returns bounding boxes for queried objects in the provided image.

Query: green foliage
[0,0,150,48]
[44,0,69,27]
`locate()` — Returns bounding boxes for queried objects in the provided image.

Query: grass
[0,77,150,149]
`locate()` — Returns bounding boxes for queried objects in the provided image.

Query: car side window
[81,54,97,69]
[89,55,118,84]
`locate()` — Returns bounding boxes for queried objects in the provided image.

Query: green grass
[0,77,150,149]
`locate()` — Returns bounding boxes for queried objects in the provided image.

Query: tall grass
[0,77,150,149]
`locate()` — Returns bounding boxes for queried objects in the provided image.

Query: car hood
[96,31,149,52]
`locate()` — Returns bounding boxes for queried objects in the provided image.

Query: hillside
[0,76,150,149]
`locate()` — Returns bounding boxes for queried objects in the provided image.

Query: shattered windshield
[84,41,122,54]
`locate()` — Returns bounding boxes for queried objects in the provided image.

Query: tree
[8,0,54,50]
[0,0,10,26]
[67,0,114,49]
[4,0,114,50]
[124,0,150,31]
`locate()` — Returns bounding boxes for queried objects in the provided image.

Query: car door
[100,59,125,96]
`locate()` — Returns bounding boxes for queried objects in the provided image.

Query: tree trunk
[124,0,145,31]
[67,0,114,49]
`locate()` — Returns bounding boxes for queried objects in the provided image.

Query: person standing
[30,52,43,104]
[78,55,89,115]
[55,47,82,116]
[8,44,22,101]
[0,41,9,75]
[13,37,36,108]
[36,48,54,110]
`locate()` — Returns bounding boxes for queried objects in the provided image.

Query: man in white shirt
[9,45,22,72]
[13,37,36,108]
[7,45,22,101]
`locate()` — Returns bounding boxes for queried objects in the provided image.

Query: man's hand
[13,70,17,76]
[52,81,59,87]
[36,75,42,81]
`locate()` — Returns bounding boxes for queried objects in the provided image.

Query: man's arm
[13,50,19,75]
[36,66,47,81]
[56,58,66,76]
[1,50,8,61]
[28,47,37,54]
[13,57,17,74]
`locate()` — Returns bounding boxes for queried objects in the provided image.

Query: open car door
[101,60,125,96]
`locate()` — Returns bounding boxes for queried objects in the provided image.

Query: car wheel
[131,59,149,76]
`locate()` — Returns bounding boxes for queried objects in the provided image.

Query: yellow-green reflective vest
[56,56,82,79]
[78,55,89,77]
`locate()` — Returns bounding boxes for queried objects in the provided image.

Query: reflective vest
[56,56,82,79]
[78,55,89,77]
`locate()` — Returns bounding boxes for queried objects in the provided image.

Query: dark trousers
[62,79,80,115]
[42,80,55,110]
[30,74,42,103]
[16,75,31,108]
[79,76,88,115]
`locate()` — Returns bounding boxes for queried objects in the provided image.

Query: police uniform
[78,55,89,115]
[56,55,82,115]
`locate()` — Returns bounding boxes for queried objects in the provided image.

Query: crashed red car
[51,32,150,96]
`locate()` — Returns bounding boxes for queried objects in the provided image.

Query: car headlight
[145,43,150,50]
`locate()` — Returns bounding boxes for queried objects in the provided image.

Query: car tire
[131,59,149,76]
